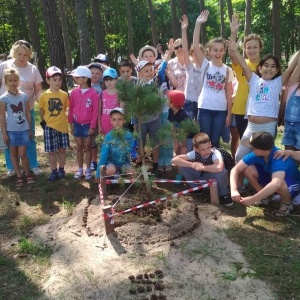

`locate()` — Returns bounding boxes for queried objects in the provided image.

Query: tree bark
[227,0,233,21]
[180,0,187,16]
[170,0,179,39]
[125,0,134,55]
[91,0,105,54]
[272,0,281,59]
[17,0,30,42]
[58,0,73,70]
[74,0,91,64]
[24,0,47,86]
[199,0,207,45]
[244,0,252,36]
[219,0,225,38]
[41,0,67,91]
[147,0,158,46]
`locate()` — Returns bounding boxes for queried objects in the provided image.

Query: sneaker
[165,165,172,173]
[90,163,95,171]
[158,166,164,172]
[7,169,16,177]
[272,194,281,202]
[74,170,83,179]
[238,185,246,194]
[31,167,42,175]
[85,171,93,181]
[48,171,58,182]
[58,170,65,180]
[151,166,160,177]
[220,194,233,207]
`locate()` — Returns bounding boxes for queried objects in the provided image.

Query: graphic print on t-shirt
[206,71,225,92]
[10,101,26,124]
[255,82,268,101]
[48,98,63,116]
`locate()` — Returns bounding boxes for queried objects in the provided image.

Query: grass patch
[18,237,52,259]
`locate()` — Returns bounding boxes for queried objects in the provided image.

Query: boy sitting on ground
[172,132,233,206]
[96,108,135,181]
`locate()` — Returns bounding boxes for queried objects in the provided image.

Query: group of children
[1,9,300,213]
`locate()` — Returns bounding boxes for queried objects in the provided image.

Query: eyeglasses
[14,40,31,49]
[174,45,183,50]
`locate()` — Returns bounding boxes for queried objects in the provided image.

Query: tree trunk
[199,0,207,45]
[91,0,105,54]
[272,0,281,59]
[17,0,30,42]
[147,0,158,46]
[227,0,233,21]
[58,0,73,70]
[180,0,187,16]
[170,0,178,39]
[244,0,252,36]
[41,0,67,92]
[219,0,225,38]
[24,0,47,87]
[74,0,91,64]
[125,0,134,55]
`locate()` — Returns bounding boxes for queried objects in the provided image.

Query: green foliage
[62,198,75,215]
[18,237,52,258]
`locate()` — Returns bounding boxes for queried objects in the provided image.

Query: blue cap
[103,68,118,79]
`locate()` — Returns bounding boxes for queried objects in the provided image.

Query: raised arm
[228,14,241,66]
[282,51,300,87]
[227,39,252,82]
[193,10,209,68]
[180,14,192,68]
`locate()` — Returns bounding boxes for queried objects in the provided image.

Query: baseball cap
[138,45,158,60]
[135,60,153,72]
[109,107,125,116]
[94,53,109,64]
[87,62,103,71]
[154,59,163,69]
[71,66,92,78]
[103,68,118,79]
[240,132,274,150]
[168,90,185,109]
[46,66,62,77]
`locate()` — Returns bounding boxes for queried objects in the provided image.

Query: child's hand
[167,38,174,53]
[2,132,9,144]
[196,10,209,24]
[88,128,95,136]
[130,53,138,66]
[230,14,240,33]
[227,39,239,53]
[180,14,188,30]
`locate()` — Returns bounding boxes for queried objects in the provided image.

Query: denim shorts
[282,120,300,150]
[73,122,90,138]
[7,130,30,146]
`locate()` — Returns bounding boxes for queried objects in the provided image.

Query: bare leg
[58,148,66,168]
[230,126,239,160]
[49,152,57,170]
[75,137,84,168]
[18,146,30,177]
[83,136,92,169]
[10,146,22,178]
[244,165,264,192]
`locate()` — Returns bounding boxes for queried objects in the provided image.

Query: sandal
[16,177,23,187]
[275,203,293,217]
[255,198,271,206]
[26,176,35,184]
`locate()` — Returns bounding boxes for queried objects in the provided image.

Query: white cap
[46,66,62,77]
[71,66,92,78]
[109,107,125,116]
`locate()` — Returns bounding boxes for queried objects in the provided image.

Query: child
[167,90,194,155]
[0,68,34,186]
[172,132,233,206]
[130,45,157,66]
[96,107,135,181]
[118,60,137,82]
[100,68,123,135]
[88,62,103,171]
[39,66,69,181]
[68,66,99,180]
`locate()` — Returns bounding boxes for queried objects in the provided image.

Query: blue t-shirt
[243,146,300,181]
[96,129,134,178]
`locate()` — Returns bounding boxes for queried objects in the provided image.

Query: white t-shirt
[198,62,233,111]
[184,59,209,103]
[187,149,223,162]
[246,74,282,118]
[0,59,43,110]
[168,57,186,91]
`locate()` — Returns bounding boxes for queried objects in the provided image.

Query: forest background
[1,0,300,89]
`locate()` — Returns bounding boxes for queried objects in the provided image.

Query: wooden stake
[209,179,219,206]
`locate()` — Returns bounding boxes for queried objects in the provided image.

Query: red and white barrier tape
[102,183,210,220]
[99,183,105,206]
[105,179,209,184]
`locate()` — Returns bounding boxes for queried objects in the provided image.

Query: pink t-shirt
[101,90,119,135]
[0,59,43,110]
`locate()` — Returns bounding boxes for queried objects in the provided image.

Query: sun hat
[109,107,125,116]
[240,132,274,150]
[46,66,62,77]
[135,60,153,72]
[71,66,92,78]
[103,68,118,79]
[168,90,185,109]
[138,45,158,60]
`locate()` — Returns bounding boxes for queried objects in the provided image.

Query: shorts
[255,164,300,198]
[140,118,160,147]
[106,162,132,174]
[7,130,30,146]
[44,126,70,152]
[73,122,90,138]
[282,120,300,150]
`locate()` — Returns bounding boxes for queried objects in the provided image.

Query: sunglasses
[174,45,183,50]
[14,40,31,49]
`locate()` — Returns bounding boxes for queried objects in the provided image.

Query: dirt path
[31,195,275,300]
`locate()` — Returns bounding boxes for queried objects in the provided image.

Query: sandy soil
[30,194,276,300]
